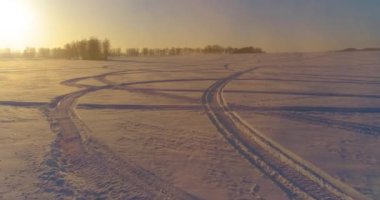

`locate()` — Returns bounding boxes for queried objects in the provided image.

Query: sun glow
[0,0,36,49]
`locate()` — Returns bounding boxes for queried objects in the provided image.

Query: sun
[0,0,35,49]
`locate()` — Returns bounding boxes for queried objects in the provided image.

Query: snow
[1,51,380,199]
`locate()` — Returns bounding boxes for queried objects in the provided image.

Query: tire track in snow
[202,67,368,200]
[40,70,201,199]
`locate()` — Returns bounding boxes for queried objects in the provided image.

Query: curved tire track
[202,67,368,200]
[40,70,201,199]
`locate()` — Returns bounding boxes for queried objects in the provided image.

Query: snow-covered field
[1,52,380,199]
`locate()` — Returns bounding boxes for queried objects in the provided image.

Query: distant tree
[153,48,161,56]
[87,37,102,60]
[78,40,87,59]
[126,48,139,56]
[169,47,178,55]
[109,48,122,56]
[23,47,36,59]
[204,45,224,54]
[64,43,74,59]
[59,37,105,60]
[102,38,110,60]
[233,46,265,54]
[71,42,80,58]
[141,48,149,56]
[38,48,51,58]
[225,46,234,54]
[175,48,182,55]
[51,48,65,58]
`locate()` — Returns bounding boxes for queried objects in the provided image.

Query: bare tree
[102,38,110,60]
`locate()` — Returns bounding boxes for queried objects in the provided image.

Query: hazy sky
[6,0,380,52]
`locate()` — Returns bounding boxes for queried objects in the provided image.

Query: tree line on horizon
[25,37,110,60]
[336,47,380,52]
[0,38,265,60]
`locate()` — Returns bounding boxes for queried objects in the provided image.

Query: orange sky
[1,0,380,52]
